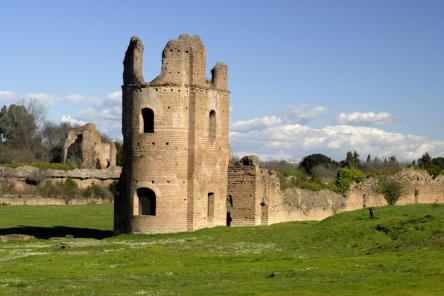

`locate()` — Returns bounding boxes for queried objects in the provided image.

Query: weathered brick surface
[115,34,230,234]
[63,123,116,169]
[228,156,281,226]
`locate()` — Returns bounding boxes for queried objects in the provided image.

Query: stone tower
[114,34,230,234]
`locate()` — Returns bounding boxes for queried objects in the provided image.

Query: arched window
[208,192,215,219]
[141,108,154,133]
[209,110,216,140]
[137,187,156,215]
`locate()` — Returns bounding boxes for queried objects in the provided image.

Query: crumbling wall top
[164,34,205,52]
[123,36,145,85]
[240,155,260,167]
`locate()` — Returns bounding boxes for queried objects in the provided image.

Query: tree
[380,179,401,205]
[299,153,336,175]
[418,153,432,167]
[353,150,360,166]
[41,121,71,162]
[0,103,45,162]
[432,157,444,170]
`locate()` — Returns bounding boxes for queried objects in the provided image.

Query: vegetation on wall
[410,152,444,178]
[379,178,402,205]
[335,167,365,194]
[264,151,443,195]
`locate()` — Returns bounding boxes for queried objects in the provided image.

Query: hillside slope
[0,204,443,295]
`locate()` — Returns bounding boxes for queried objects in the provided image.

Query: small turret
[211,63,228,90]
[123,36,145,85]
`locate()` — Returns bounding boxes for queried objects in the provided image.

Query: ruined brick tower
[114,34,230,234]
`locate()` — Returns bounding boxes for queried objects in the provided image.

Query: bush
[64,178,78,196]
[38,179,79,199]
[335,168,365,194]
[380,179,401,205]
[82,184,108,199]
[426,164,441,178]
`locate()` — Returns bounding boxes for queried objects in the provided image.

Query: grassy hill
[0,204,443,295]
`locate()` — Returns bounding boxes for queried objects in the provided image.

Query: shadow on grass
[0,226,113,239]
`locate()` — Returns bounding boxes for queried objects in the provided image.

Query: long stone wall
[0,166,121,205]
[228,158,444,225]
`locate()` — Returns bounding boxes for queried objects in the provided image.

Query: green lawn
[0,204,443,295]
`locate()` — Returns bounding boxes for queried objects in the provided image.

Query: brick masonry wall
[116,34,230,234]
[228,159,444,225]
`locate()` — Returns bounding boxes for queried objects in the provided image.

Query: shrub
[82,184,108,199]
[380,179,401,205]
[426,164,441,178]
[64,178,78,196]
[335,167,365,194]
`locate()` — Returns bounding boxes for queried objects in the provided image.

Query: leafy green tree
[335,167,365,194]
[299,153,335,175]
[426,164,441,178]
[418,153,432,167]
[432,157,444,170]
[0,103,46,162]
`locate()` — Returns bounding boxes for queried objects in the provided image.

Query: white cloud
[285,105,328,123]
[231,116,283,132]
[230,117,444,162]
[61,115,87,126]
[61,91,122,138]
[0,90,110,106]
[336,112,397,125]
[106,91,122,102]
[231,105,328,133]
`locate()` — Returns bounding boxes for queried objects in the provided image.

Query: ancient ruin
[228,156,444,224]
[109,34,444,235]
[114,35,230,234]
[63,123,116,169]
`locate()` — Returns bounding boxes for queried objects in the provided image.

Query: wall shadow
[0,226,113,239]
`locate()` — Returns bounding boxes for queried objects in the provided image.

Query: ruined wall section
[228,157,258,226]
[62,123,116,169]
[228,156,280,226]
[228,157,444,226]
[0,166,120,205]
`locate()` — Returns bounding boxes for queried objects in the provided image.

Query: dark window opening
[137,187,156,216]
[226,195,233,226]
[208,192,215,219]
[209,110,216,140]
[141,108,154,133]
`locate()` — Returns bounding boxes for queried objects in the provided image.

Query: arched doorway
[136,187,156,216]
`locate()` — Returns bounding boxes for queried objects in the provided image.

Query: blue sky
[0,0,443,161]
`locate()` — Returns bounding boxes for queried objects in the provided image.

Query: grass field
[0,204,443,295]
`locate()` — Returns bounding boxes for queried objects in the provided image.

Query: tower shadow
[0,226,113,239]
